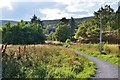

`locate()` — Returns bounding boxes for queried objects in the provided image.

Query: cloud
[9,0,55,2]
[1,0,117,20]
[40,8,72,20]
[111,0,119,5]
[39,0,100,20]
[0,0,13,10]
[54,0,108,4]
[40,8,93,20]
[9,0,109,3]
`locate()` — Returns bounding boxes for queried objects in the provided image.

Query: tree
[69,17,76,40]
[31,14,37,24]
[75,24,87,39]
[75,19,100,43]
[30,14,43,27]
[94,5,114,31]
[59,17,69,24]
[116,6,120,38]
[54,22,70,42]
[2,19,45,44]
[86,26,100,42]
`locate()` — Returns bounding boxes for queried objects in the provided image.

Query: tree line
[1,5,120,44]
[49,5,120,43]
[2,15,45,44]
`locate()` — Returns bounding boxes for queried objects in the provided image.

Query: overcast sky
[0,0,119,21]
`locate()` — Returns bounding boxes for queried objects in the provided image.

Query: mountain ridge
[0,16,93,27]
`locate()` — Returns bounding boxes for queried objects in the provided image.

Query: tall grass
[2,44,96,79]
[71,43,120,67]
[71,43,119,56]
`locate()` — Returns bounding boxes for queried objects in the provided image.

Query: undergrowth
[71,43,120,67]
[2,45,96,79]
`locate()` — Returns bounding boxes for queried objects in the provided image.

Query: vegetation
[48,17,76,42]
[75,5,120,44]
[2,15,45,44]
[1,4,119,79]
[75,19,100,43]
[2,45,96,79]
[70,43,120,67]
[69,17,76,40]
[54,22,70,42]
[1,5,119,44]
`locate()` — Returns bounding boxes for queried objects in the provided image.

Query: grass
[70,43,120,67]
[2,44,96,79]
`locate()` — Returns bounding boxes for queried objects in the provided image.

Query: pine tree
[69,17,76,40]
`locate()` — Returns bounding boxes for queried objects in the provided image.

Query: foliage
[59,17,69,24]
[2,16,45,44]
[65,39,71,44]
[75,19,100,43]
[64,39,71,47]
[75,22,87,39]
[2,45,96,79]
[54,22,70,42]
[94,5,114,30]
[31,14,43,27]
[69,17,76,40]
[75,5,120,43]
[48,32,56,41]
[71,43,120,67]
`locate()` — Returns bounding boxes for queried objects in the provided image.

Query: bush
[2,45,96,79]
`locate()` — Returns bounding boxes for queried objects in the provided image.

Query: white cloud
[40,8,94,20]
[111,0,119,5]
[9,0,54,2]
[40,8,72,20]
[54,0,109,4]
[88,3,95,7]
[39,0,99,20]
[0,0,13,10]
[66,6,88,13]
[1,0,116,20]
[8,0,110,3]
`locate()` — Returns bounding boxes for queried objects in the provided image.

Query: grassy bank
[2,44,96,79]
[70,43,120,67]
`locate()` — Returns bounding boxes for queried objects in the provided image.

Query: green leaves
[69,17,76,40]
[75,19,100,43]
[2,45,96,78]
[2,19,45,44]
[54,22,70,42]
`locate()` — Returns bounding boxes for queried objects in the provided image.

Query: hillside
[0,20,17,27]
[0,16,93,27]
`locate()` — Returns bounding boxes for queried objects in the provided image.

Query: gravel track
[74,50,120,79]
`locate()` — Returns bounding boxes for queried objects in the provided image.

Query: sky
[0,0,119,21]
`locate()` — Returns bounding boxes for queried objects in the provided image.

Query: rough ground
[74,50,120,79]
[0,49,119,79]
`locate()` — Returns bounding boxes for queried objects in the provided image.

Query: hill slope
[0,16,93,27]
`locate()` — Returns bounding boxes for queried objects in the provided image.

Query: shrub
[2,45,96,79]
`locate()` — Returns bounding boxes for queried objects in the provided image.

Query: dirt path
[74,50,120,79]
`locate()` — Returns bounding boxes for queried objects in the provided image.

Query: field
[70,43,120,67]
[2,44,96,79]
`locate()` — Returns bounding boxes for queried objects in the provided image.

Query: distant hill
[0,16,93,27]
[42,16,93,27]
[0,20,17,27]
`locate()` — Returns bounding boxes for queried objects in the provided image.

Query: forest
[1,5,120,44]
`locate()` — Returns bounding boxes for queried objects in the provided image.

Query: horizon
[0,16,94,21]
[0,0,119,21]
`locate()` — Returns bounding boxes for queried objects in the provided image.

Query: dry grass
[2,44,96,78]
